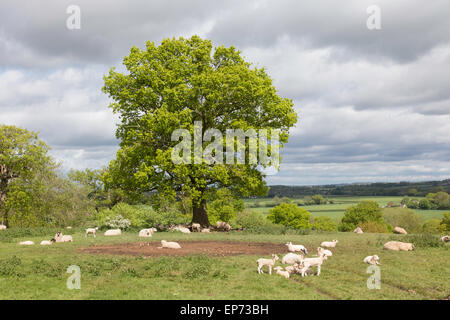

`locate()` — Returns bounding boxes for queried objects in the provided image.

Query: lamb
[383,241,414,251]
[201,228,211,233]
[40,239,56,246]
[285,242,308,254]
[139,228,157,237]
[320,240,338,248]
[281,253,304,265]
[273,266,290,279]
[300,253,328,277]
[363,255,380,265]
[317,247,333,257]
[354,227,364,234]
[285,263,301,274]
[55,232,73,242]
[19,241,35,245]
[104,229,122,236]
[441,235,450,243]
[191,223,201,232]
[158,240,181,249]
[394,226,408,235]
[216,221,231,232]
[256,254,279,275]
[0,224,7,230]
[85,227,98,238]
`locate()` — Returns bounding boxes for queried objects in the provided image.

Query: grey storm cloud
[0,0,449,184]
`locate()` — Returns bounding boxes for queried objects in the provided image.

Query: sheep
[273,266,290,279]
[19,241,35,245]
[85,227,98,238]
[285,263,301,274]
[191,223,201,232]
[158,240,181,249]
[66,226,72,229]
[201,228,211,233]
[320,240,338,248]
[383,241,414,251]
[0,224,7,230]
[394,226,408,235]
[300,253,328,277]
[285,242,308,254]
[104,229,121,236]
[216,221,231,232]
[440,235,450,243]
[317,247,333,257]
[54,232,73,242]
[363,255,380,265]
[354,227,364,234]
[139,228,156,237]
[256,254,279,275]
[40,239,56,246]
[170,225,191,234]
[281,252,304,265]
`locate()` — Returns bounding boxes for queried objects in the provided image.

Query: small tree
[339,201,386,232]
[312,194,325,205]
[267,203,311,229]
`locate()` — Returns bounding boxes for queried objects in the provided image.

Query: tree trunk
[192,199,210,227]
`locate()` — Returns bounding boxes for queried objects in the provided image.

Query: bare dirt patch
[80,241,286,257]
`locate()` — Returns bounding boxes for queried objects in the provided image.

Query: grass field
[245,196,447,221]
[0,230,448,300]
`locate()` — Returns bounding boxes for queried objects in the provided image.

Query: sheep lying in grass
[257,254,279,275]
[19,241,35,245]
[158,240,181,249]
[354,227,363,234]
[320,240,338,248]
[0,224,7,230]
[201,228,211,233]
[191,223,201,232]
[441,235,450,243]
[282,253,304,265]
[285,263,301,275]
[216,221,231,232]
[285,242,308,254]
[170,225,191,234]
[300,252,328,277]
[55,232,73,242]
[139,228,157,237]
[394,227,408,235]
[104,229,121,236]
[317,247,333,257]
[273,266,290,279]
[383,241,414,251]
[85,227,98,238]
[40,239,56,245]
[363,255,380,265]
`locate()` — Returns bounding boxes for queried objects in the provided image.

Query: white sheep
[158,240,182,249]
[281,252,304,265]
[40,239,56,245]
[104,229,122,236]
[273,266,290,279]
[394,226,407,235]
[353,227,364,234]
[0,224,7,230]
[320,240,338,248]
[300,252,328,277]
[317,247,333,257]
[285,242,308,254]
[191,223,201,232]
[441,235,449,243]
[201,228,211,233]
[85,227,98,238]
[216,221,231,231]
[139,228,156,237]
[55,232,73,242]
[383,241,414,251]
[19,241,35,245]
[363,255,380,265]
[256,254,279,275]
[285,263,301,274]
[170,225,191,234]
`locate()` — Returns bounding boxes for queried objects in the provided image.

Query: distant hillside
[267,179,450,198]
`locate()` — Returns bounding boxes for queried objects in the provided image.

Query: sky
[1,0,449,185]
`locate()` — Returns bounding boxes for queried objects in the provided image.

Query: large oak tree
[103,36,297,226]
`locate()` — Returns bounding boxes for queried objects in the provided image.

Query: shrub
[338,201,387,232]
[105,215,131,230]
[422,219,445,234]
[312,216,338,231]
[207,189,244,224]
[232,210,268,229]
[440,212,450,232]
[358,221,390,233]
[267,203,311,229]
[383,208,423,233]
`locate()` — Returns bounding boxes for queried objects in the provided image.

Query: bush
[338,201,387,232]
[105,215,131,230]
[383,208,423,233]
[440,212,450,232]
[267,203,311,229]
[358,221,390,233]
[422,219,445,234]
[312,216,337,231]
[232,210,268,229]
[207,189,244,224]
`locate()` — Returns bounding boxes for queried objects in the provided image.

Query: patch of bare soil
[80,241,286,257]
